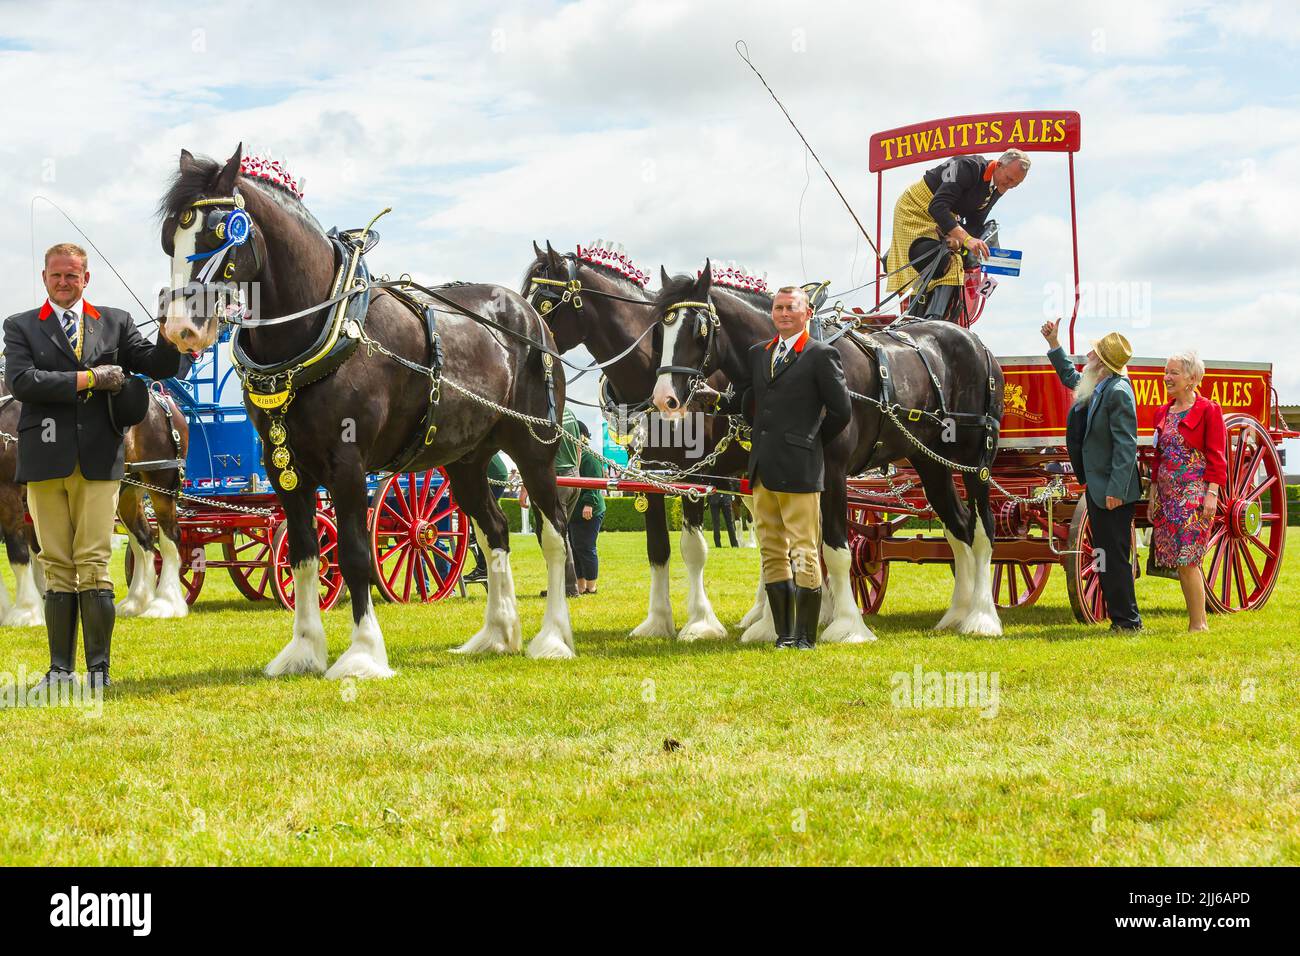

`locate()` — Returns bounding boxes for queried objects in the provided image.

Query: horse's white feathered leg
[959,520,1003,636]
[4,561,44,627]
[452,524,521,655]
[631,562,675,638]
[936,530,975,631]
[141,535,187,618]
[265,559,328,676]
[526,516,575,659]
[677,525,726,641]
[116,535,156,618]
[819,544,877,643]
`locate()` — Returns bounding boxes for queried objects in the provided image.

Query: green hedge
[495,497,682,533]
[1289,484,1299,525]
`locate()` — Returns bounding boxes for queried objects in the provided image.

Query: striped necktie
[61,310,80,357]
[771,341,787,373]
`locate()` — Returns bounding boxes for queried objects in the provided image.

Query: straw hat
[1091,331,1133,374]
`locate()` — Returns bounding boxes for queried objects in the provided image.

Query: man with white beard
[1042,319,1144,631]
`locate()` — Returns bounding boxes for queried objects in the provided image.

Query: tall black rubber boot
[793,586,823,650]
[33,591,78,695]
[766,580,796,649]
[79,589,115,688]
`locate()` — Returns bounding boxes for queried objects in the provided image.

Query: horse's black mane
[577,257,651,297]
[651,272,700,311]
[157,152,320,231]
[714,283,773,309]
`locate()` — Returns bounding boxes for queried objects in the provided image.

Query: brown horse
[0,389,188,624]
[156,145,575,678]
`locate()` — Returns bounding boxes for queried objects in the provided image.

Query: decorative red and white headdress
[575,239,650,287]
[239,152,305,199]
[702,260,768,294]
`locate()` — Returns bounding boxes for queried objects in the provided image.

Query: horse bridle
[527,254,584,316]
[163,189,263,325]
[655,297,720,401]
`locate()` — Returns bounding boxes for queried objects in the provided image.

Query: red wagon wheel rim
[222,525,273,601]
[992,561,1052,609]
[123,544,205,605]
[1066,505,1110,624]
[1203,416,1285,613]
[271,513,344,612]
[369,469,469,603]
[847,504,889,615]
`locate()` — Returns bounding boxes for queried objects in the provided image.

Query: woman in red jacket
[1149,351,1228,632]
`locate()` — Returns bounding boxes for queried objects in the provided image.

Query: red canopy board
[869,111,1081,172]
[996,356,1272,448]
[870,111,1084,350]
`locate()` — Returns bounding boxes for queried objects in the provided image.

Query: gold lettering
[959,123,971,147]
[1054,118,1066,142]
[1009,118,1024,142]
[974,121,989,143]
[882,137,895,162]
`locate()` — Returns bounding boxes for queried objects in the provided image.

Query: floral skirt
[1152,472,1213,567]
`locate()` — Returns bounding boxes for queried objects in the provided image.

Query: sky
[2,0,1297,460]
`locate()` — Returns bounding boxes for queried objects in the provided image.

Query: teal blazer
[1048,347,1142,507]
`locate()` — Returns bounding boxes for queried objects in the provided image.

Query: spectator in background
[568,422,605,594]
[708,491,738,547]
[1150,350,1227,632]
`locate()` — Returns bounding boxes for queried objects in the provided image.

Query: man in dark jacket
[885,149,1029,320]
[697,286,852,648]
[4,243,190,690]
[1042,319,1144,631]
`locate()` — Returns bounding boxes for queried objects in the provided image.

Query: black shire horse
[158,146,577,676]
[524,243,779,641]
[651,275,1006,639]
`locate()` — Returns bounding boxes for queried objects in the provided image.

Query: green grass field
[0,531,1296,866]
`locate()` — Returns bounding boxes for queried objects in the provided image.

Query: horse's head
[523,241,585,352]
[651,261,718,418]
[157,144,265,353]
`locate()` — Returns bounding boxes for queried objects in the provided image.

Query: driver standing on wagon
[886,149,1030,321]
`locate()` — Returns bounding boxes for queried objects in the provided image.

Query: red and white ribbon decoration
[576,239,650,287]
[240,153,305,199]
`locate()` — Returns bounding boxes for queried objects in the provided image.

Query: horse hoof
[140,597,188,619]
[526,629,576,660]
[820,618,878,644]
[957,613,1004,637]
[739,618,778,644]
[2,608,44,628]
[450,625,519,655]
[630,615,675,639]
[325,651,395,680]
[677,618,728,642]
[265,637,327,677]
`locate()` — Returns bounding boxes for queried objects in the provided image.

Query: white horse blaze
[819,544,878,644]
[527,517,575,659]
[958,521,1003,636]
[651,319,685,414]
[264,559,328,676]
[677,525,726,641]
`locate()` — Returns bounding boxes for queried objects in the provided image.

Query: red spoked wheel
[221,525,274,601]
[270,512,344,611]
[368,469,469,603]
[847,504,889,615]
[1203,415,1286,613]
[123,541,205,605]
[992,561,1052,609]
